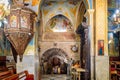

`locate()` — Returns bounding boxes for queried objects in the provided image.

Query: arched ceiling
[41,0,81,27]
[39,0,89,29]
[42,48,69,61]
[45,14,73,32]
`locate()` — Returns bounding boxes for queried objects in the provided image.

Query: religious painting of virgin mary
[98,40,104,55]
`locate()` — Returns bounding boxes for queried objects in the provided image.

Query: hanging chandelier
[113,9,120,24]
[113,0,120,32]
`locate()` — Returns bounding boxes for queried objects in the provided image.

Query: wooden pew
[0,70,14,80]
[7,66,16,74]
[2,70,34,80]
[2,74,18,80]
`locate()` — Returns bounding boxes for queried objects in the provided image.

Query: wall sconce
[71,44,78,52]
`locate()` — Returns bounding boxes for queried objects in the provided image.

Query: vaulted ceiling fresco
[41,0,82,28]
[45,15,73,32]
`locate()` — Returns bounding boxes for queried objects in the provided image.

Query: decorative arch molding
[45,14,73,32]
[38,0,92,20]
[82,0,89,9]
[42,10,74,28]
[41,48,69,61]
[76,1,87,27]
[82,0,93,9]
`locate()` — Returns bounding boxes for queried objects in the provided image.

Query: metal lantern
[4,4,36,62]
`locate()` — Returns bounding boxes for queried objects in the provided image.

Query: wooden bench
[1,70,34,80]
[7,66,16,74]
[2,74,19,80]
[0,70,14,80]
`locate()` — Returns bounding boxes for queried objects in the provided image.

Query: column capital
[87,9,95,14]
[84,9,95,17]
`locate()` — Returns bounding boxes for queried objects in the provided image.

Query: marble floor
[41,74,72,80]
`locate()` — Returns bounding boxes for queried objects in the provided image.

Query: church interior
[0,0,120,80]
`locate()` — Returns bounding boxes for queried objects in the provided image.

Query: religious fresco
[98,40,104,56]
[21,16,28,28]
[0,0,10,20]
[45,15,73,32]
[42,0,79,21]
[0,28,11,56]
[10,15,17,28]
[0,4,5,20]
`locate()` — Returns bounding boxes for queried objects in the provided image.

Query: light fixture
[113,10,120,24]
[113,0,120,32]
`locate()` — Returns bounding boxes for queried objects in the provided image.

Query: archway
[40,48,69,74]
[38,0,92,80]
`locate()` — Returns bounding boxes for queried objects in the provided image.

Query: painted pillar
[94,0,109,80]
[85,9,95,80]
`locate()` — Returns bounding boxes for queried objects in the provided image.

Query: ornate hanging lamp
[4,1,37,62]
[113,0,120,32]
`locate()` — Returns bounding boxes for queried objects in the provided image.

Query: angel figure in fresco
[50,18,57,29]
[62,19,72,31]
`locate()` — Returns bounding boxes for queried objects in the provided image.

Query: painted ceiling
[41,0,83,29]
[45,15,73,32]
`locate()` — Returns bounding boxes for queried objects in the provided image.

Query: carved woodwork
[4,4,36,62]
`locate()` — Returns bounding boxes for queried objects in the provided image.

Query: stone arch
[82,0,90,9]
[41,48,69,62]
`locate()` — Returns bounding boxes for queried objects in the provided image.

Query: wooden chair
[110,62,117,80]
